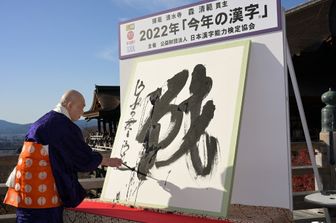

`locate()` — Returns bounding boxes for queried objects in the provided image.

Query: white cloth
[53,103,71,120]
[5,166,16,188]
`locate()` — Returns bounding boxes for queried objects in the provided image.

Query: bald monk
[3,90,122,223]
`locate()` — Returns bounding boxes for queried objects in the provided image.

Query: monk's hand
[102,157,122,167]
[109,157,122,167]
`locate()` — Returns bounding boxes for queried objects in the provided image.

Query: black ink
[164,170,172,186]
[136,70,188,180]
[115,191,120,202]
[124,117,137,137]
[120,140,130,158]
[130,80,145,110]
[135,64,219,180]
[156,65,218,176]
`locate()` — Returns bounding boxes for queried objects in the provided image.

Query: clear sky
[0,0,307,124]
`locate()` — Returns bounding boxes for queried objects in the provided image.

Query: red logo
[127,31,134,40]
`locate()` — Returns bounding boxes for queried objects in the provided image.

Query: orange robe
[4,142,61,208]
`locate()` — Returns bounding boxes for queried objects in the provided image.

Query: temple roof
[83,85,120,119]
[285,0,336,97]
[286,0,334,55]
[284,0,336,140]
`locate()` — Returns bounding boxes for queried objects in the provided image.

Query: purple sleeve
[60,126,103,172]
[27,111,102,172]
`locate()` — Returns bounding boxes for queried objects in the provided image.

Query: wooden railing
[291,141,329,222]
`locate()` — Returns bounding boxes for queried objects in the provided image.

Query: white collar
[53,103,71,120]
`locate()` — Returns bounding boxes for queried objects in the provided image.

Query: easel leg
[285,39,332,222]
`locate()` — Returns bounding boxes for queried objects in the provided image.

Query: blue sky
[0,0,307,124]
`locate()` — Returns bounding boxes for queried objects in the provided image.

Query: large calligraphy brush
[119,162,160,181]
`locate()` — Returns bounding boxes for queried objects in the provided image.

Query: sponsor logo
[126,23,135,31]
[127,31,134,40]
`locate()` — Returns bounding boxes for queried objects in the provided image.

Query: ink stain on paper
[135,64,219,180]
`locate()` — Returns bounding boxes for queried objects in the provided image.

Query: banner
[119,0,281,59]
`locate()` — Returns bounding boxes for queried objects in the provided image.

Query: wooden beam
[0,214,16,223]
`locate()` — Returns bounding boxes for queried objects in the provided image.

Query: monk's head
[60,90,86,121]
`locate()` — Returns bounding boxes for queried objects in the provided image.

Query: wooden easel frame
[285,38,332,222]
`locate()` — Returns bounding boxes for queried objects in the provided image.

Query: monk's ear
[65,101,73,110]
